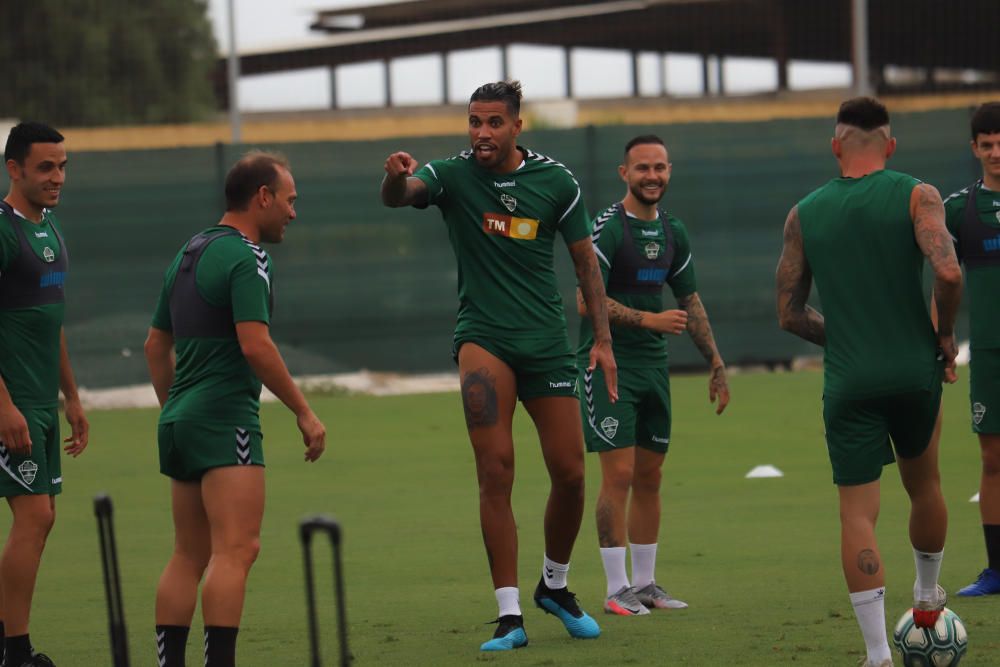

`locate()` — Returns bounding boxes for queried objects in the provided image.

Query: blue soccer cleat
[956,568,1000,596]
[533,578,601,639]
[480,614,528,651]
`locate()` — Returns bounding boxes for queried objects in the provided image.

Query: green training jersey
[799,169,938,399]
[0,208,66,408]
[944,181,1000,349]
[576,204,696,368]
[151,227,272,427]
[414,147,591,344]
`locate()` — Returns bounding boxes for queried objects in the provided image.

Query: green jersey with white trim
[799,169,938,399]
[151,227,273,427]
[576,204,697,368]
[944,181,1000,349]
[414,146,591,344]
[0,208,67,409]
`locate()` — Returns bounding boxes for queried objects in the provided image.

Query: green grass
[5,369,1000,665]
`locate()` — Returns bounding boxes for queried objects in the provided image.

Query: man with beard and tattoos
[776,97,962,667]
[576,134,729,617]
[381,80,617,651]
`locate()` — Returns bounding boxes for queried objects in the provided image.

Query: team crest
[18,460,38,485]
[500,193,517,213]
[42,246,55,263]
[644,242,661,260]
[600,416,619,439]
[973,402,987,425]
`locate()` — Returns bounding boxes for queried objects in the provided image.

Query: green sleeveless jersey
[944,181,1000,349]
[0,209,66,408]
[151,227,273,427]
[799,169,938,399]
[576,205,696,368]
[414,147,591,344]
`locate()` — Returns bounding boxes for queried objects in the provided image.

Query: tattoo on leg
[596,497,619,548]
[462,368,498,429]
[857,549,880,575]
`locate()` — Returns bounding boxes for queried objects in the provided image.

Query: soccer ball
[892,607,968,667]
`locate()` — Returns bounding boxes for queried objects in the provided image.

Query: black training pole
[94,494,130,667]
[300,515,350,667]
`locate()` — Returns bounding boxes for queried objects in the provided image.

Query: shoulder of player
[425,150,474,174]
[590,203,622,242]
[204,230,270,267]
[521,148,580,184]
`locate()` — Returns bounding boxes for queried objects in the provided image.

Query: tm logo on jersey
[483,213,539,240]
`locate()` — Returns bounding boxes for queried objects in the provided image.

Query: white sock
[913,548,944,600]
[850,587,891,664]
[543,555,569,589]
[630,542,658,589]
[600,547,630,596]
[495,587,521,617]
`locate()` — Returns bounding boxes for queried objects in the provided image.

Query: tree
[0,0,218,126]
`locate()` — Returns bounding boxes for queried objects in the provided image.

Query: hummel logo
[545,566,554,578]
[236,428,252,465]
[640,229,658,237]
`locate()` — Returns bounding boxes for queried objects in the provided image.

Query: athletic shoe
[956,568,1000,596]
[6,652,56,667]
[858,659,893,667]
[480,614,528,651]
[633,581,689,610]
[533,577,601,639]
[603,585,650,616]
[912,583,946,628]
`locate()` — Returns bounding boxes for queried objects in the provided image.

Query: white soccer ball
[892,607,968,667]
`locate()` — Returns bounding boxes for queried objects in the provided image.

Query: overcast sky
[205,0,852,112]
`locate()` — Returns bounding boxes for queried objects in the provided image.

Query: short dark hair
[970,102,1000,140]
[836,97,890,131]
[4,121,64,164]
[624,134,665,158]
[469,80,523,117]
[224,151,290,212]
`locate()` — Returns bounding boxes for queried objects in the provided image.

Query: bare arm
[677,292,730,414]
[776,205,826,346]
[381,151,429,208]
[568,237,618,401]
[236,321,326,462]
[576,288,686,334]
[911,183,962,380]
[144,327,175,408]
[59,328,89,456]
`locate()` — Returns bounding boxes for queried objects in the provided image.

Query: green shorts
[823,378,942,486]
[580,366,671,453]
[158,421,264,482]
[454,335,578,400]
[0,407,61,496]
[970,348,1000,434]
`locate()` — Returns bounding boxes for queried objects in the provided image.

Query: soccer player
[381,80,617,651]
[0,122,88,667]
[944,102,1000,597]
[776,97,962,667]
[144,152,326,667]
[577,135,729,616]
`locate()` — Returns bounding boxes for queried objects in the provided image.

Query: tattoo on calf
[595,497,618,548]
[857,549,880,575]
[462,368,499,429]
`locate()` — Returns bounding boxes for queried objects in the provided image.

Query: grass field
[4,369,1000,666]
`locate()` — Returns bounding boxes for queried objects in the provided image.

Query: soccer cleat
[633,581,689,610]
[5,652,57,667]
[480,614,528,651]
[956,567,1000,596]
[912,583,946,628]
[603,585,650,616]
[533,577,601,639]
[858,659,893,667]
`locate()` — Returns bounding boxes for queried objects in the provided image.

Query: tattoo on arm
[775,205,826,346]
[569,239,612,342]
[911,183,962,335]
[577,288,646,329]
[461,368,498,430]
[857,548,880,576]
[677,292,720,365]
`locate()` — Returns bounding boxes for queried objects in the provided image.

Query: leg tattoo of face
[462,367,499,429]
[857,548,880,576]
[595,497,619,548]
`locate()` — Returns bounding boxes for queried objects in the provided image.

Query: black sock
[0,621,6,663]
[204,626,238,667]
[4,634,31,666]
[985,524,1000,572]
[155,625,189,667]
